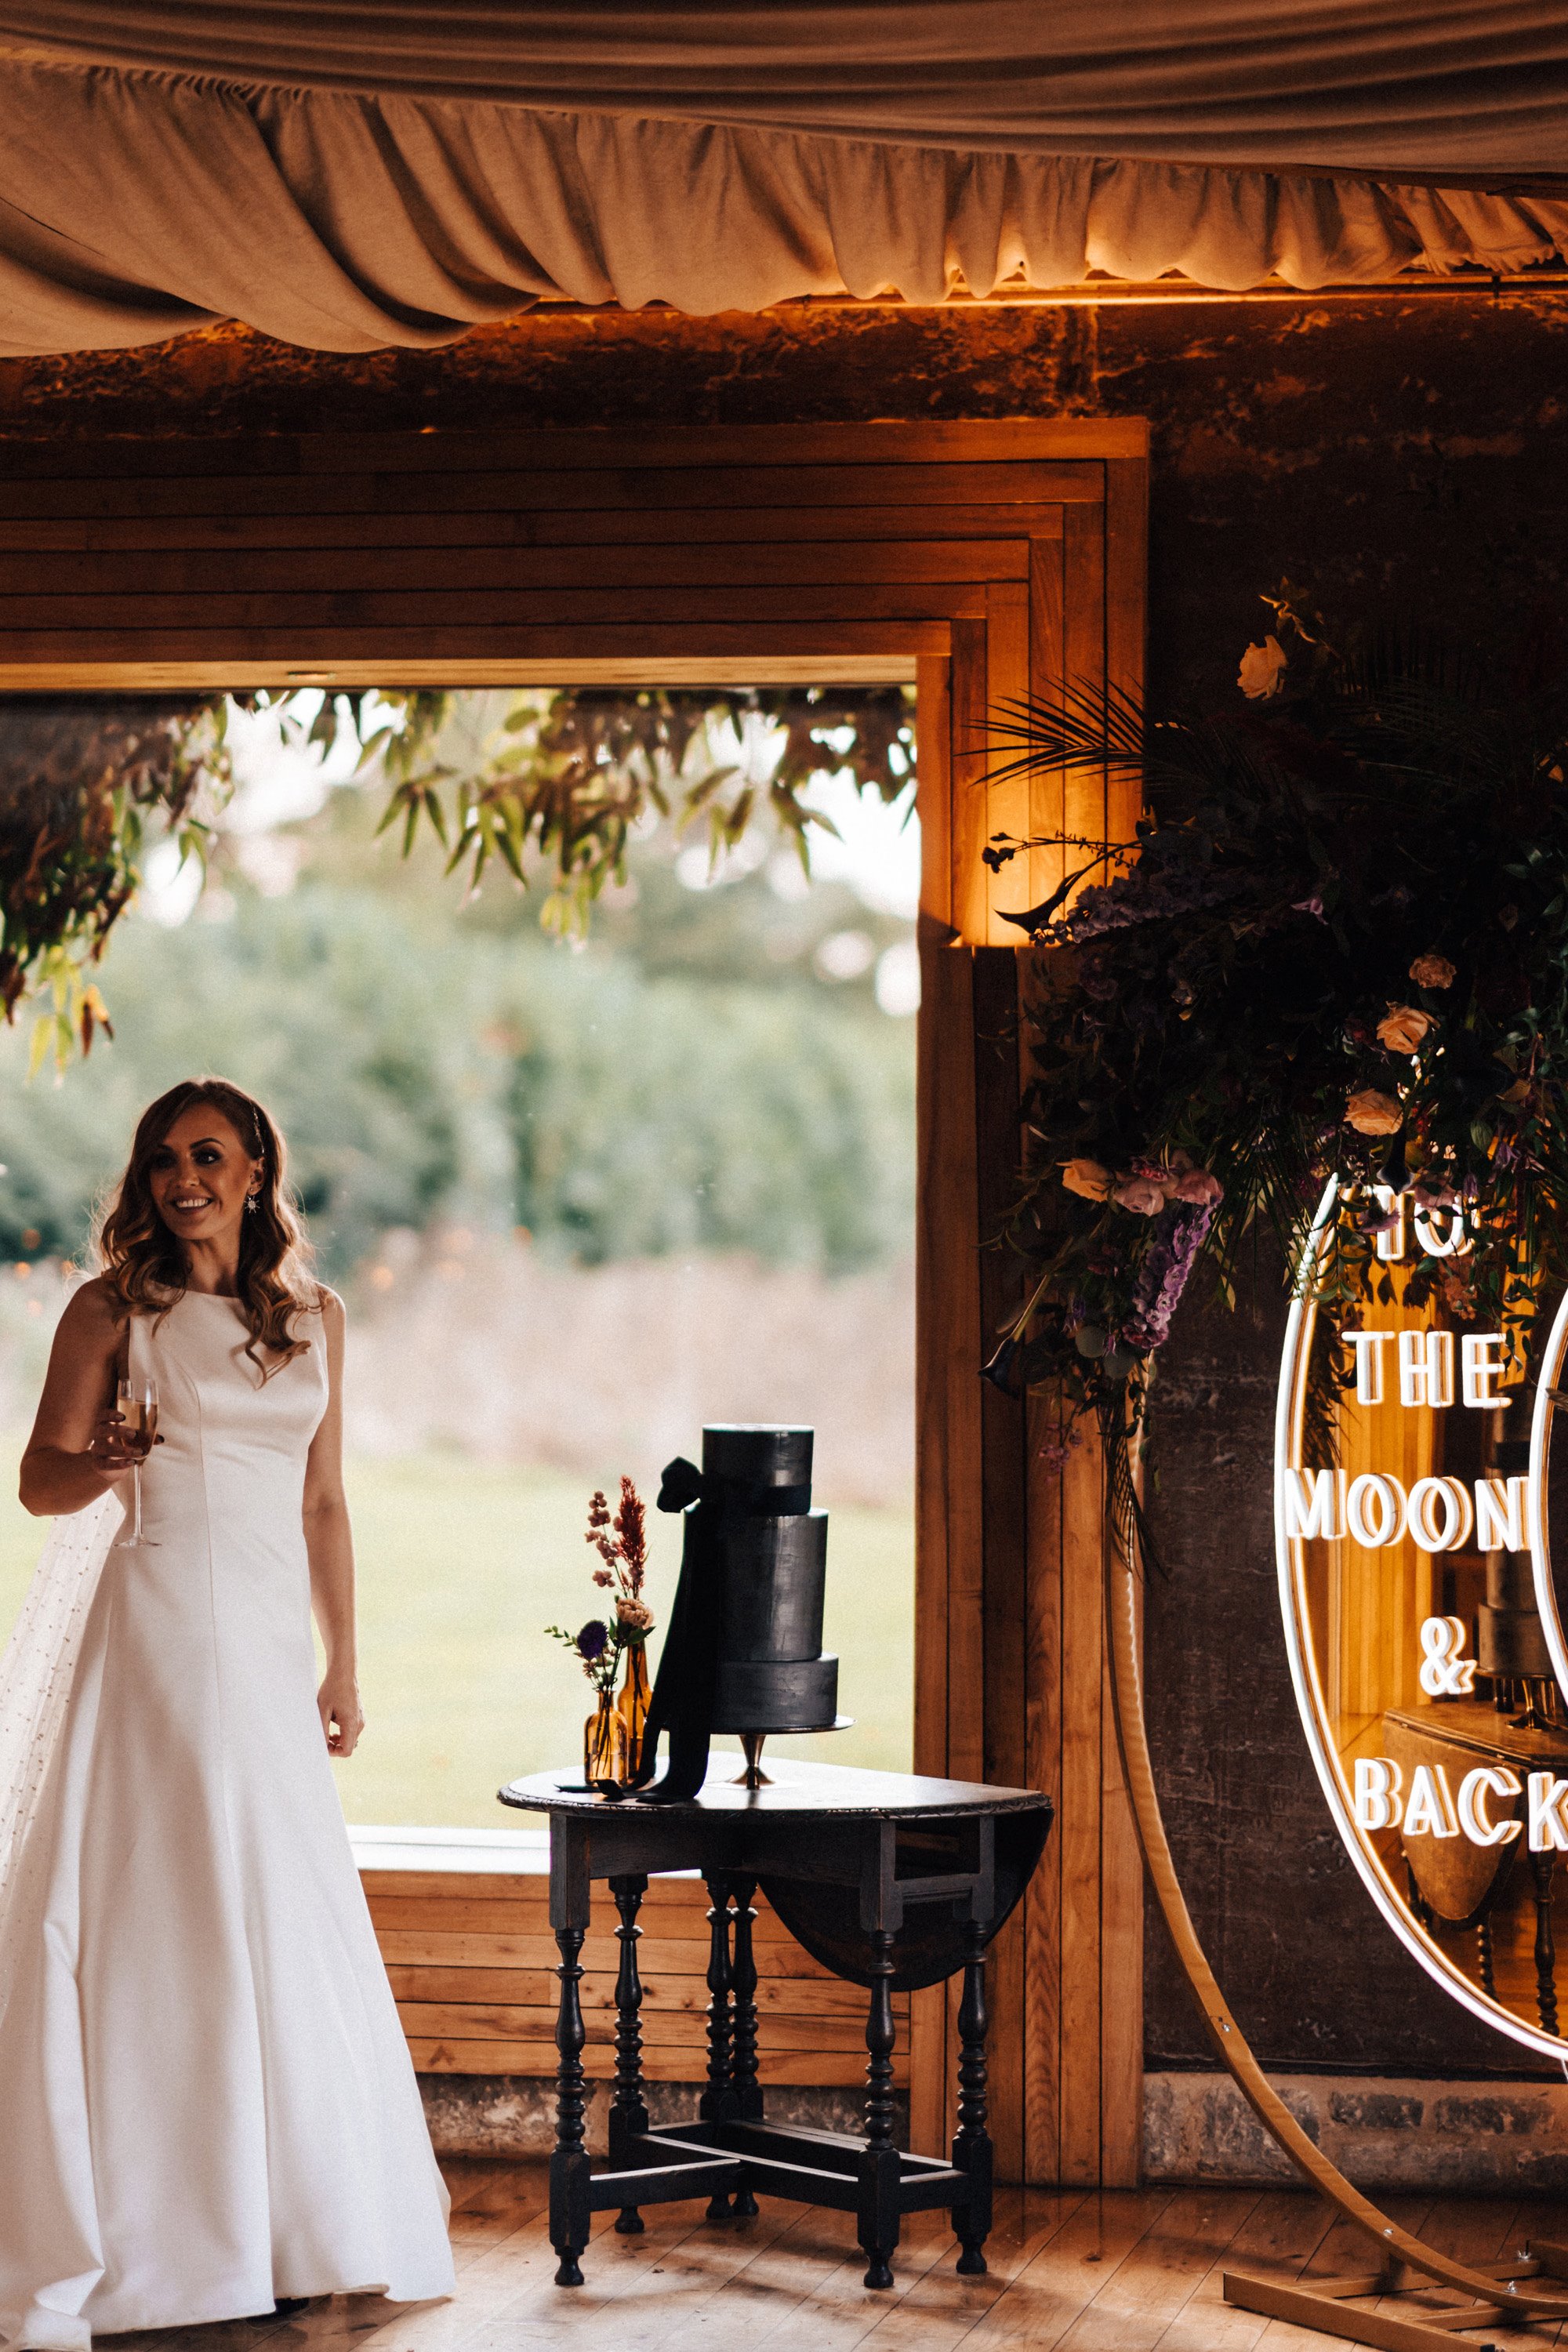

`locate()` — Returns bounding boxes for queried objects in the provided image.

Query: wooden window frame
[0,416,1147,2183]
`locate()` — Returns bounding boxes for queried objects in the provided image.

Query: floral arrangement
[979,590,1568,1505]
[546,1475,655,1693]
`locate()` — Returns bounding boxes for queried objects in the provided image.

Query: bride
[0,1078,455,2347]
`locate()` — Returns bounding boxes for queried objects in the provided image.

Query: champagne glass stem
[132,1459,143,1544]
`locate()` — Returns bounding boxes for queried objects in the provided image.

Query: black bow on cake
[628,1454,810,1802]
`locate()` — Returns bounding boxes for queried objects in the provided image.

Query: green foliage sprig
[314,684,914,933]
[0,695,229,1072]
[981,592,1568,1491]
[0,683,913,1065]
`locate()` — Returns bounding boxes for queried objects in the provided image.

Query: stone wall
[11,286,1568,2094]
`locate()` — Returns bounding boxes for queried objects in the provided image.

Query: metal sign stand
[1105,1525,1568,2347]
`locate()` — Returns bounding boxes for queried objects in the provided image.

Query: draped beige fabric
[0,5,1563,354]
[5,4,1568,165]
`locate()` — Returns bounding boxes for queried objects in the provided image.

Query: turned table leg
[728,1872,762,2214]
[1533,1851,1559,2036]
[857,1926,902,2289]
[549,1921,591,2286]
[701,1871,737,2217]
[608,1873,649,2234]
[952,1918,993,2277]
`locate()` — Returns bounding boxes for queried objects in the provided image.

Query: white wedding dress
[0,1292,455,2348]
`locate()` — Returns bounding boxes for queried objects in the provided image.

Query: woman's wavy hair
[96,1078,318,1373]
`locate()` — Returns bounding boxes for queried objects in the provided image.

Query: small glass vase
[618,1642,651,1778]
[584,1691,630,1790]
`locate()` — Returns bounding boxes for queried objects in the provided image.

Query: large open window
[0,683,920,1821]
[0,418,1146,2181]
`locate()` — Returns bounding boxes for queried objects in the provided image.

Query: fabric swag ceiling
[0,2,1563,354]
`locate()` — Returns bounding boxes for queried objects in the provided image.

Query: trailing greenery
[332,684,914,929]
[0,685,913,1065]
[979,593,1568,1501]
[0,696,228,1069]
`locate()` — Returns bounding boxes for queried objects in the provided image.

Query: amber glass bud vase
[617,1641,651,1778]
[584,1691,629,1789]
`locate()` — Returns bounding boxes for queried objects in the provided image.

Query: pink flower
[1112,1175,1166,1216]
[1166,1168,1223,1207]
[1377,1005,1433,1055]
[1345,1088,1403,1136]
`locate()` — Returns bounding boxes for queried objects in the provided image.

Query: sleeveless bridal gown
[0,1293,455,2348]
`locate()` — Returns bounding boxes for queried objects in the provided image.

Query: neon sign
[1277,1182,1568,2058]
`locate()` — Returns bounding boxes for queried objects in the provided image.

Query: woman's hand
[318,1667,365,1759]
[86,1407,152,1475]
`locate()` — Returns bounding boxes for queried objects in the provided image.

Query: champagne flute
[115,1375,159,1549]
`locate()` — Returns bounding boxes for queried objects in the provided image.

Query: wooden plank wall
[363,1866,908,2089]
[0,418,1145,2183]
[913,440,1148,2188]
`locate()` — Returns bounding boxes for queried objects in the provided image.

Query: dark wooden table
[499,1756,1051,2290]
[1385,1699,1568,2031]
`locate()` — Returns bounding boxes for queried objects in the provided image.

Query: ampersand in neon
[1418,1614,1477,1698]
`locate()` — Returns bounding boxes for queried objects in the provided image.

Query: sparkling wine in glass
[116,1375,159,1549]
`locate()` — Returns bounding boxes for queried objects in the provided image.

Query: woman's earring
[245,1192,259,1215]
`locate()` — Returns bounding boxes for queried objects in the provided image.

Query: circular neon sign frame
[1276,1178,1568,2061]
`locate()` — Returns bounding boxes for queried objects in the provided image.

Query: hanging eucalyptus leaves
[0,684,913,1068]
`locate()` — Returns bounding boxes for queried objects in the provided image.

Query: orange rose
[1061,1158,1112,1201]
[1237,636,1287,699]
[1409,953,1455,989]
[1376,1006,1433,1054]
[1345,1088,1403,1136]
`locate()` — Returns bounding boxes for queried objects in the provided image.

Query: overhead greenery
[325,684,914,928]
[0,684,914,1067]
[979,591,1568,1517]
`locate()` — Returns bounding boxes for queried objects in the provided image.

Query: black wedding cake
[707,1425,839,1735]
[632,1422,839,1800]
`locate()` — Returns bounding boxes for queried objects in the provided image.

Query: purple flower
[1120,1201,1216,1352]
[575,1619,608,1662]
[1292,894,1325,921]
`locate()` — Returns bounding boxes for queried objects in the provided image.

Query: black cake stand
[499,1754,1051,2291]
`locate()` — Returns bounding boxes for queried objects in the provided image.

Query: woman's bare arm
[303,1290,364,1759]
[19,1279,137,1515]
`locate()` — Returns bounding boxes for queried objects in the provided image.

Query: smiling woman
[0,1076,453,2346]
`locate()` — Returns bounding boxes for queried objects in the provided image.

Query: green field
[0,1450,913,1826]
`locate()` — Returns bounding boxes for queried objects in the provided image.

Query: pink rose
[1167,1169,1224,1207]
[1345,1088,1403,1137]
[1377,1005,1433,1055]
[1112,1176,1166,1216]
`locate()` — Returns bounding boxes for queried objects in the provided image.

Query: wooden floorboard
[98,2167,1568,2352]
